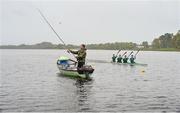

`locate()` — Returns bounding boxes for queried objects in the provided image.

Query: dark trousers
[77,62,85,68]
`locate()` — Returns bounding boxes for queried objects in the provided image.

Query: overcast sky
[0,0,179,45]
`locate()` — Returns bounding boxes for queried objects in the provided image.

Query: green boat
[87,59,147,66]
[112,62,148,66]
[119,62,147,66]
[57,56,94,79]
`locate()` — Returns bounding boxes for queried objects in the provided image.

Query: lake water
[0,49,180,112]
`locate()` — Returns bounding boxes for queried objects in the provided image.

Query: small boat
[87,59,147,66]
[119,62,147,66]
[57,56,94,79]
[112,62,148,66]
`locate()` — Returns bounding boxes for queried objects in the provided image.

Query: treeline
[87,42,137,50]
[151,30,180,49]
[0,42,78,49]
[0,30,180,51]
[0,42,137,50]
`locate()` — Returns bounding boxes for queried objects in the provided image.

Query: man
[117,54,122,63]
[112,54,117,62]
[123,55,128,63]
[68,44,86,68]
[130,55,136,63]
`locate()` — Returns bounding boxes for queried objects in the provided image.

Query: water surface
[0,49,180,112]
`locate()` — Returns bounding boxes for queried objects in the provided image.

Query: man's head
[131,55,134,58]
[113,54,115,56]
[119,54,121,57]
[80,44,86,50]
[124,55,127,58]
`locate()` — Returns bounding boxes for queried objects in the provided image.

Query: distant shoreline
[0,40,180,52]
[0,48,180,52]
[1,30,179,51]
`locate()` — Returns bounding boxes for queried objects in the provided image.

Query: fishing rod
[37,9,66,45]
[37,8,76,59]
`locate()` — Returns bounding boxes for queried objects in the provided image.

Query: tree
[158,33,173,48]
[164,33,173,48]
[142,41,149,48]
[172,31,180,49]
[152,33,173,49]
[152,38,160,48]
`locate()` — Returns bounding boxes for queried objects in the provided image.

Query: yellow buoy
[141,70,145,73]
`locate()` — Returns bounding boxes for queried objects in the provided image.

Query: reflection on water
[75,79,93,111]
[0,50,180,112]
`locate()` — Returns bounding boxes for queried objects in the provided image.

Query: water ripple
[0,50,180,112]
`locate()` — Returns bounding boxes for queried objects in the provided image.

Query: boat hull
[112,62,148,66]
[59,69,87,78]
[57,65,92,79]
[56,56,94,79]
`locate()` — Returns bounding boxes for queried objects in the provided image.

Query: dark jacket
[70,49,86,62]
